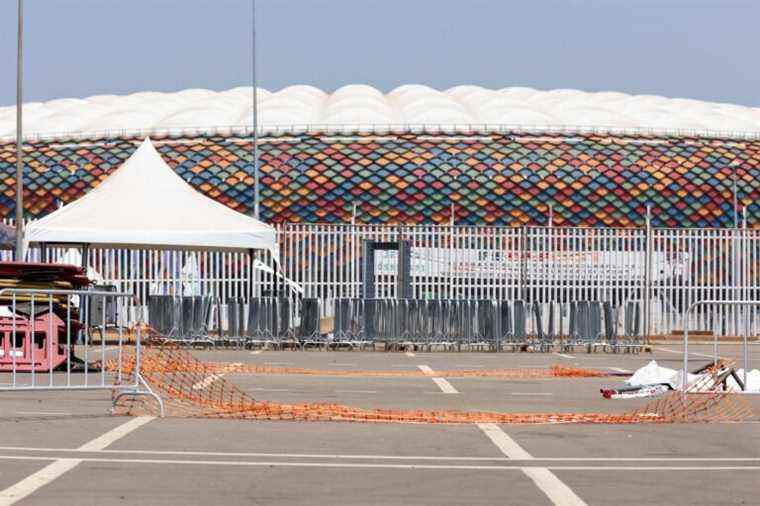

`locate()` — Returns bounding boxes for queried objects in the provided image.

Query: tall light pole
[731,160,740,228]
[252,0,260,219]
[14,0,24,260]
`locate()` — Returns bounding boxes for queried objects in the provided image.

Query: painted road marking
[0,416,154,506]
[14,412,73,417]
[554,353,575,359]
[78,417,156,452]
[478,423,587,506]
[192,374,224,391]
[417,365,459,394]
[250,350,264,355]
[2,446,760,463]
[405,352,416,357]
[477,423,533,460]
[0,455,754,471]
[87,346,120,354]
[608,367,631,373]
[655,347,717,359]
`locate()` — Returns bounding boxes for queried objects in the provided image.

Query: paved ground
[0,343,758,505]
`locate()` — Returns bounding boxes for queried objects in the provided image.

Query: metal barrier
[0,288,164,415]
[147,295,214,346]
[147,295,298,349]
[313,298,644,352]
[245,297,298,349]
[683,300,760,393]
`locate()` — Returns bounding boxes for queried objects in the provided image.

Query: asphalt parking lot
[0,343,758,506]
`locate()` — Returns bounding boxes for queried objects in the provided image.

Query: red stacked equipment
[0,262,90,372]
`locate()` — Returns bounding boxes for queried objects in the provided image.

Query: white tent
[25,138,278,256]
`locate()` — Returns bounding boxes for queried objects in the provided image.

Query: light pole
[729,159,741,337]
[730,160,740,228]
[14,0,24,260]
[252,0,260,220]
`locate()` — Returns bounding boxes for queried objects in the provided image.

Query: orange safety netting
[113,344,754,424]
[137,360,615,379]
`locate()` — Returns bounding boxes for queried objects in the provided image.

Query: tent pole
[81,244,89,271]
[248,248,255,301]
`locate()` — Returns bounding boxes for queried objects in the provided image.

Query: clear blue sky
[0,0,758,107]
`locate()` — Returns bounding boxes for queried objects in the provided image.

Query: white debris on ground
[727,369,760,393]
[625,360,693,390]
[626,360,760,393]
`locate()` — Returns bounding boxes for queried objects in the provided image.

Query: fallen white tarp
[627,360,760,393]
[727,369,760,393]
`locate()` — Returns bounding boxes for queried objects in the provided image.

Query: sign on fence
[376,247,689,282]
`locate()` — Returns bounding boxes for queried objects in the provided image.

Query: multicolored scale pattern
[0,131,757,228]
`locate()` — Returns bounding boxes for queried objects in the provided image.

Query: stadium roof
[1,85,760,141]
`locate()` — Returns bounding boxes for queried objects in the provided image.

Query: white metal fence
[1,220,758,338]
[278,223,759,338]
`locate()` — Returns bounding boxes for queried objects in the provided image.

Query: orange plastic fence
[113,344,753,425]
[137,360,615,379]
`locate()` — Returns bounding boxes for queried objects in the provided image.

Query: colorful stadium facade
[0,86,758,228]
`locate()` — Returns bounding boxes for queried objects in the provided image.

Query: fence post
[448,225,455,299]
[643,205,652,343]
[520,226,527,302]
[362,239,375,299]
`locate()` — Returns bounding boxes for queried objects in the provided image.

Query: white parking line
[554,353,575,359]
[405,352,416,357]
[477,423,587,506]
[192,374,224,391]
[0,416,154,506]
[87,346,120,354]
[2,446,760,462]
[78,417,156,452]
[0,455,757,471]
[477,423,533,459]
[655,347,717,359]
[250,350,263,355]
[417,365,459,394]
[607,367,631,373]
[14,412,73,417]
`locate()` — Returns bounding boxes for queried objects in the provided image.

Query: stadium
[2,86,760,505]
[0,84,758,228]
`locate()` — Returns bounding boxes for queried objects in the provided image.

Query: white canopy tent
[24,138,278,257]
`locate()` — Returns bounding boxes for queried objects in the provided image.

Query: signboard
[375,247,688,282]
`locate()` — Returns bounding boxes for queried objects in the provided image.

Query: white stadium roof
[2,85,760,140]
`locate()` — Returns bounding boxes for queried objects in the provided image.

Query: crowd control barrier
[301,298,645,352]
[0,288,163,416]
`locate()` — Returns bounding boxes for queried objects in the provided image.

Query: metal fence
[1,220,758,338]
[0,288,163,415]
[278,223,760,338]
